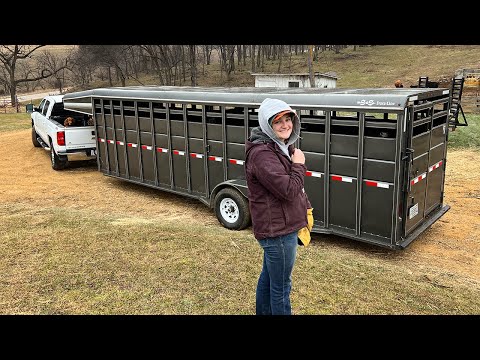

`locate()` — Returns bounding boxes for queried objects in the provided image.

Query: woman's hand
[291,148,305,164]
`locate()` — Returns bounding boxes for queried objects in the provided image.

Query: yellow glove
[298,208,314,246]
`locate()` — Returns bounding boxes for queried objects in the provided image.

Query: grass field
[2,44,479,315]
[0,109,479,315]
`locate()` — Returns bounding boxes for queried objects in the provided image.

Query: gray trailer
[63,86,452,249]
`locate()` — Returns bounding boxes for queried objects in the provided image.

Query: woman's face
[272,114,293,142]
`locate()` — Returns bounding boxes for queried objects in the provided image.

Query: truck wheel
[50,147,68,170]
[214,188,251,230]
[32,127,41,147]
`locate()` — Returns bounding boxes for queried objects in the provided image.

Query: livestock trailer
[63,86,452,249]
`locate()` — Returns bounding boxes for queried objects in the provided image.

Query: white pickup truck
[29,95,97,170]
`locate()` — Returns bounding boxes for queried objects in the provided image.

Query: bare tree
[308,45,315,87]
[37,50,70,93]
[218,45,236,80]
[188,45,197,86]
[0,45,65,104]
[277,45,283,73]
[251,45,256,73]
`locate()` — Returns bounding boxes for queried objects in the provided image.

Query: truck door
[39,99,51,141]
[32,98,46,139]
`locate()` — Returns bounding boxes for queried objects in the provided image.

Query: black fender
[209,179,249,208]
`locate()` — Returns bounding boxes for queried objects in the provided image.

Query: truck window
[42,100,50,116]
[38,98,46,113]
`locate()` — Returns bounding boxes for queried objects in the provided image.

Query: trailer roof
[63,86,450,113]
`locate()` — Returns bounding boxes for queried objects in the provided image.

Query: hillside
[190,45,480,89]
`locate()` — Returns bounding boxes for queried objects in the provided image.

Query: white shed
[251,72,337,88]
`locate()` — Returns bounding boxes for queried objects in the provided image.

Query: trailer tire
[32,127,41,147]
[50,146,68,170]
[214,188,251,230]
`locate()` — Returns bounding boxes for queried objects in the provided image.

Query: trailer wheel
[32,127,41,147]
[50,147,68,170]
[214,188,251,230]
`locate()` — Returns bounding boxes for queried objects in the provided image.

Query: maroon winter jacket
[245,140,312,240]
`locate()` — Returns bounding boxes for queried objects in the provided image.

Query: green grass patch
[0,113,30,133]
[448,114,480,149]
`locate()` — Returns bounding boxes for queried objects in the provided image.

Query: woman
[245,97,312,315]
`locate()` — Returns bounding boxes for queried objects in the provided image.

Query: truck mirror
[25,104,34,113]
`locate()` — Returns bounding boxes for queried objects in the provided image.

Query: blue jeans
[256,231,298,315]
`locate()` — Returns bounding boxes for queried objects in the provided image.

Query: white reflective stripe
[127,143,138,148]
[98,138,105,142]
[157,147,168,153]
[208,156,223,162]
[173,150,185,156]
[428,160,443,172]
[141,145,153,150]
[411,172,427,185]
[331,175,353,183]
[229,159,244,165]
[107,140,114,144]
[305,171,322,178]
[365,180,389,189]
[116,141,124,145]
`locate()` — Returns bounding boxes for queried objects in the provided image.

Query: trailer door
[404,102,448,236]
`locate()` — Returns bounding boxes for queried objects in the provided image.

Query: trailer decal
[229,159,244,165]
[208,156,223,162]
[410,172,427,186]
[305,171,322,178]
[365,180,390,189]
[331,175,353,183]
[428,160,443,173]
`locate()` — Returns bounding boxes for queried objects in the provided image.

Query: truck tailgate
[65,127,96,150]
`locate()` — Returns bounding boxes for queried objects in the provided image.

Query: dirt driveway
[1,129,479,287]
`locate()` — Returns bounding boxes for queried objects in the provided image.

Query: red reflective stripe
[331,175,342,181]
[173,150,179,155]
[305,171,312,176]
[365,180,377,187]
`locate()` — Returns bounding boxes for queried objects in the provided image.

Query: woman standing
[245,98,312,315]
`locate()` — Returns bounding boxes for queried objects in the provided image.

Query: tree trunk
[308,45,315,87]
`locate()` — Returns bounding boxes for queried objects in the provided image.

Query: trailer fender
[209,179,249,208]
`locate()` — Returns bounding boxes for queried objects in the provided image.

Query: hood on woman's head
[258,98,301,147]
[259,98,297,125]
